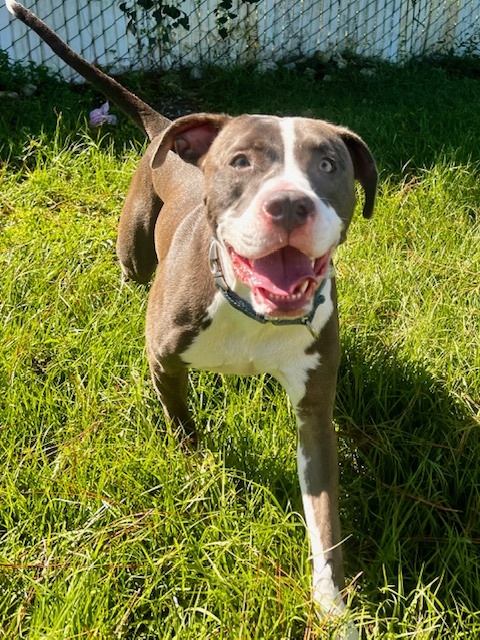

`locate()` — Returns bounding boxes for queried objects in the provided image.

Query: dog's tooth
[299,281,309,294]
[269,291,308,302]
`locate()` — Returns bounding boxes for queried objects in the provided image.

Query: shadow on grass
[335,333,479,610]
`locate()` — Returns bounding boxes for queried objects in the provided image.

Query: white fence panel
[0,0,141,81]
[1,0,479,80]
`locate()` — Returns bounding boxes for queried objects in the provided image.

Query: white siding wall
[0,0,479,81]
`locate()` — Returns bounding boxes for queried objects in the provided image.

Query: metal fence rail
[1,0,479,82]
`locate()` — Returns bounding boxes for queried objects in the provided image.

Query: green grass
[1,58,479,638]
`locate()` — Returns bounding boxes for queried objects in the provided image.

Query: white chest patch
[182,280,334,405]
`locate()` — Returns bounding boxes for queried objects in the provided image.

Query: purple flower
[89,102,117,128]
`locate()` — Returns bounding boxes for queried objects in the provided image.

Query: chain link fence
[1,0,479,82]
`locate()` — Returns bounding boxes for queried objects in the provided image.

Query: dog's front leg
[147,350,197,445]
[276,310,357,637]
[297,406,344,612]
[295,380,359,639]
[279,361,345,608]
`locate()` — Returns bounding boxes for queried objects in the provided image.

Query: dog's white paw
[318,610,359,640]
[313,583,359,639]
[337,620,359,640]
[321,612,360,640]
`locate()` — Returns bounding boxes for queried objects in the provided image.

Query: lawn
[0,54,479,638]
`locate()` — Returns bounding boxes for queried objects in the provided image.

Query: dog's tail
[5,0,170,140]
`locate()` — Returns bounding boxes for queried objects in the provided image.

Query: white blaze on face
[280,117,312,185]
[279,117,344,257]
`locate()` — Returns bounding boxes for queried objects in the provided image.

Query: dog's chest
[181,282,334,400]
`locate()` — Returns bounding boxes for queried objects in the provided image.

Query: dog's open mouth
[228,245,332,317]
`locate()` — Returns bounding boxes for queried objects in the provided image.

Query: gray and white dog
[6,1,378,636]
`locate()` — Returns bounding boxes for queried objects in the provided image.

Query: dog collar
[209,238,330,339]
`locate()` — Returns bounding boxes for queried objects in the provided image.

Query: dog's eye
[319,158,335,173]
[230,154,251,169]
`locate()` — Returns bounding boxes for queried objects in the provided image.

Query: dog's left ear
[337,128,378,219]
[150,113,232,170]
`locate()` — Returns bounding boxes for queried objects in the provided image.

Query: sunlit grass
[1,60,479,638]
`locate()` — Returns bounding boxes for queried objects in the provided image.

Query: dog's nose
[263,191,315,232]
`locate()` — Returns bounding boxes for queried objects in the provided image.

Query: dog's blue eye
[231,155,251,169]
[320,158,335,173]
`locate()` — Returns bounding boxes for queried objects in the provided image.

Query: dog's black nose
[263,191,315,232]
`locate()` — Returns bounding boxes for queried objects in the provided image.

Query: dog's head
[151,113,377,318]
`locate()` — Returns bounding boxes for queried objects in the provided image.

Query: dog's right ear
[150,113,231,170]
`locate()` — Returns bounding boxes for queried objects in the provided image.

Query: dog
[7,2,378,636]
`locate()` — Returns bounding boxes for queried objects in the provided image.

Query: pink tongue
[250,246,315,295]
